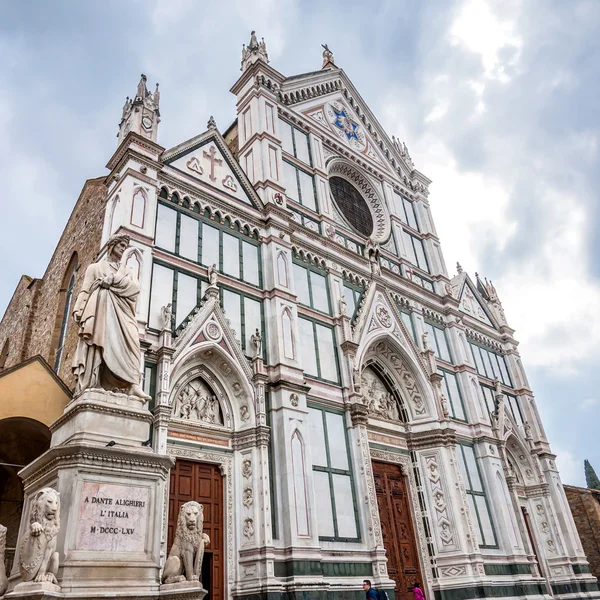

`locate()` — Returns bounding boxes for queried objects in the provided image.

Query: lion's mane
[30,488,60,538]
[175,501,203,548]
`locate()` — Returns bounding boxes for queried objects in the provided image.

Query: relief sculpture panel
[171,377,223,425]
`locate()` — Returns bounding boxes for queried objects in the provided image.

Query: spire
[117,73,161,146]
[153,83,160,108]
[585,460,600,490]
[241,30,269,71]
[321,43,335,68]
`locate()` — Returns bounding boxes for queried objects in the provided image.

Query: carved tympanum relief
[361,366,401,420]
[171,377,223,424]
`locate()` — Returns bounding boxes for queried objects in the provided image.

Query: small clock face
[142,116,152,130]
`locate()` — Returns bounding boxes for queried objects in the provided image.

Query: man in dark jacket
[363,580,378,599]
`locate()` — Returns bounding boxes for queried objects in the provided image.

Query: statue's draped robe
[72,259,141,393]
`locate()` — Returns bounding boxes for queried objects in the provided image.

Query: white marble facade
[94,41,599,600]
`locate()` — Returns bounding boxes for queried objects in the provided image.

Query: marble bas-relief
[171,377,223,424]
[162,501,210,585]
[18,488,61,586]
[74,481,149,553]
[71,234,150,400]
[361,366,400,420]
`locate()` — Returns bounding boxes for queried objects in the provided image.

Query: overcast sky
[1,0,598,485]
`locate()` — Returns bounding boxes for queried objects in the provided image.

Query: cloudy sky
[1,0,598,485]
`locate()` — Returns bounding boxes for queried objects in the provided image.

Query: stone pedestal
[159,581,207,599]
[7,389,174,600]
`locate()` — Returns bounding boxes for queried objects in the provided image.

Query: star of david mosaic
[332,106,359,142]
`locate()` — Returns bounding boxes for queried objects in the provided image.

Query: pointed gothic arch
[50,251,78,372]
[170,341,256,431]
[0,338,9,370]
[358,334,435,421]
[108,195,120,235]
[130,187,147,228]
[290,429,309,536]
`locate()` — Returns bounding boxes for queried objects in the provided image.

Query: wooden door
[373,461,423,600]
[168,460,224,600]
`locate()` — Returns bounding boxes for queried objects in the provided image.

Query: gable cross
[203,146,223,182]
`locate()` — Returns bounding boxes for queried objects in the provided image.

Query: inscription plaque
[75,481,149,552]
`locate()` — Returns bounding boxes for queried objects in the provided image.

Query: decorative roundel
[327,159,391,243]
[142,116,153,130]
[326,101,366,152]
[376,305,392,328]
[204,321,222,341]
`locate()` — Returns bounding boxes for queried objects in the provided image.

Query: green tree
[584,460,600,490]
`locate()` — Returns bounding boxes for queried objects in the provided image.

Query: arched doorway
[0,417,51,572]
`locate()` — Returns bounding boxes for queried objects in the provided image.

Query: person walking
[362,580,378,599]
[413,582,425,600]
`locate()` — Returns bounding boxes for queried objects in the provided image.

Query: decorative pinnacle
[456,262,463,274]
[207,115,216,129]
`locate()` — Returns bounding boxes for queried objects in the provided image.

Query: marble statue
[208,264,219,287]
[18,488,60,585]
[162,502,210,585]
[339,295,348,316]
[250,328,262,358]
[161,303,172,331]
[366,239,381,276]
[71,234,150,399]
[0,524,7,595]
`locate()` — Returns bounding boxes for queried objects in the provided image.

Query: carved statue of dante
[72,234,150,399]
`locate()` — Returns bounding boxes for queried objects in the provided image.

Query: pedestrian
[413,582,425,600]
[362,580,378,599]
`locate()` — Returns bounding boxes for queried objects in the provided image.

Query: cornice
[106,131,165,171]
[21,443,174,487]
[157,171,264,230]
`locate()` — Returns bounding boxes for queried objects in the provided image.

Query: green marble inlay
[552,580,599,595]
[572,563,591,574]
[483,563,531,576]
[274,560,373,578]
[434,583,546,600]
[235,591,395,600]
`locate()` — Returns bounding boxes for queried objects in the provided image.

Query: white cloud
[555,446,585,487]
[580,398,598,411]
[449,0,522,81]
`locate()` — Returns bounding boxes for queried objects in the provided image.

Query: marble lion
[18,488,60,585]
[162,501,210,585]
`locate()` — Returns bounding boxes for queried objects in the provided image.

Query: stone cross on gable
[203,146,223,182]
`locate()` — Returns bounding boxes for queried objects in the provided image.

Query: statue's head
[31,487,60,529]
[106,234,130,260]
[177,501,203,535]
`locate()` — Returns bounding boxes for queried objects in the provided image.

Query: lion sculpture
[162,501,210,585]
[0,524,8,595]
[18,488,60,586]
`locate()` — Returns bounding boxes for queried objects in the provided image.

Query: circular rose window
[329,176,374,237]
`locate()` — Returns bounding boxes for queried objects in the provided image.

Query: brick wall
[0,176,107,389]
[565,484,600,579]
[0,276,41,369]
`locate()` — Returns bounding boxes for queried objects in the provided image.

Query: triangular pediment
[302,97,390,170]
[458,278,496,328]
[172,290,253,383]
[352,285,425,368]
[279,70,425,188]
[163,129,263,210]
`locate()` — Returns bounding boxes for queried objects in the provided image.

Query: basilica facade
[0,34,598,600]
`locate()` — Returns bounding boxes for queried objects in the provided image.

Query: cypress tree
[584,460,600,490]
